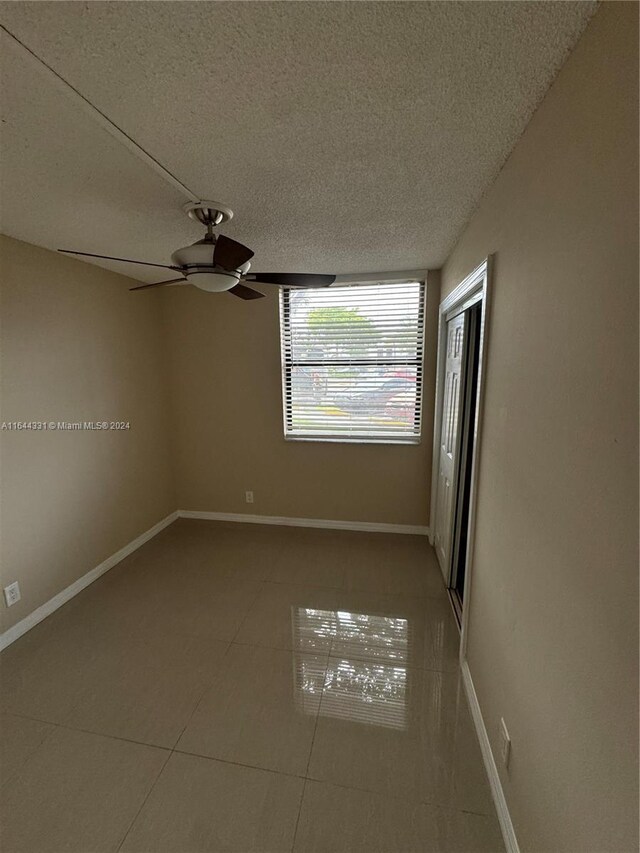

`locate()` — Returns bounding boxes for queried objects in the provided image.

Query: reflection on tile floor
[293,608,410,729]
[0,519,504,852]
[295,607,410,664]
[321,657,409,730]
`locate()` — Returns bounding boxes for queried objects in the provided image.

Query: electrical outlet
[245,490,254,504]
[4,581,21,607]
[499,717,511,769]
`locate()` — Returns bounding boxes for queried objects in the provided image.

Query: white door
[433,311,467,581]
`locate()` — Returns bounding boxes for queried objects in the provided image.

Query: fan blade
[213,235,254,271]
[246,273,335,288]
[229,283,265,300]
[129,278,187,291]
[59,249,179,271]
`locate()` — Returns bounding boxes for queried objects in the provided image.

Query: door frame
[429,257,492,656]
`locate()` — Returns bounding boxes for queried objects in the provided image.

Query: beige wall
[0,236,175,632]
[161,273,439,526]
[440,4,638,851]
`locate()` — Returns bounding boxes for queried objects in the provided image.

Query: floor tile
[75,548,262,642]
[264,529,350,588]
[308,659,493,814]
[177,644,326,775]
[66,633,229,748]
[0,521,499,852]
[294,780,504,853]
[422,594,464,673]
[234,582,338,652]
[0,713,55,787]
[343,535,448,599]
[64,528,264,641]
[120,751,304,853]
[176,523,283,583]
[139,574,263,642]
[265,552,346,589]
[0,727,167,853]
[136,519,278,579]
[0,613,119,723]
[329,589,456,672]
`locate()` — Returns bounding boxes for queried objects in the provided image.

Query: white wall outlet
[3,581,21,607]
[499,717,511,769]
[245,490,254,504]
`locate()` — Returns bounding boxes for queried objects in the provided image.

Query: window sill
[284,435,421,446]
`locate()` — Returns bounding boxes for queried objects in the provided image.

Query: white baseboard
[0,511,179,652]
[461,659,520,853]
[178,510,429,536]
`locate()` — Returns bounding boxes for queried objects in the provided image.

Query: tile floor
[0,519,504,852]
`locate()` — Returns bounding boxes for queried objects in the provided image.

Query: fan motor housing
[171,240,251,273]
[171,240,218,269]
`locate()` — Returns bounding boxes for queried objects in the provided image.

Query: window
[280,281,425,443]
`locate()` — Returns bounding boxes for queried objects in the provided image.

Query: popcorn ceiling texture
[0,1,596,281]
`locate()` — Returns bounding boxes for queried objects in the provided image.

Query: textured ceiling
[0,1,596,282]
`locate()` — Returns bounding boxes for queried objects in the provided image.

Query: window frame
[279,280,426,445]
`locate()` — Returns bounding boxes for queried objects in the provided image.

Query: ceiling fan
[58,201,336,300]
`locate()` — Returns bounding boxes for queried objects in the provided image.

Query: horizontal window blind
[280,281,425,442]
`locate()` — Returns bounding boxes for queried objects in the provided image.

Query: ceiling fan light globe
[185,271,239,292]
